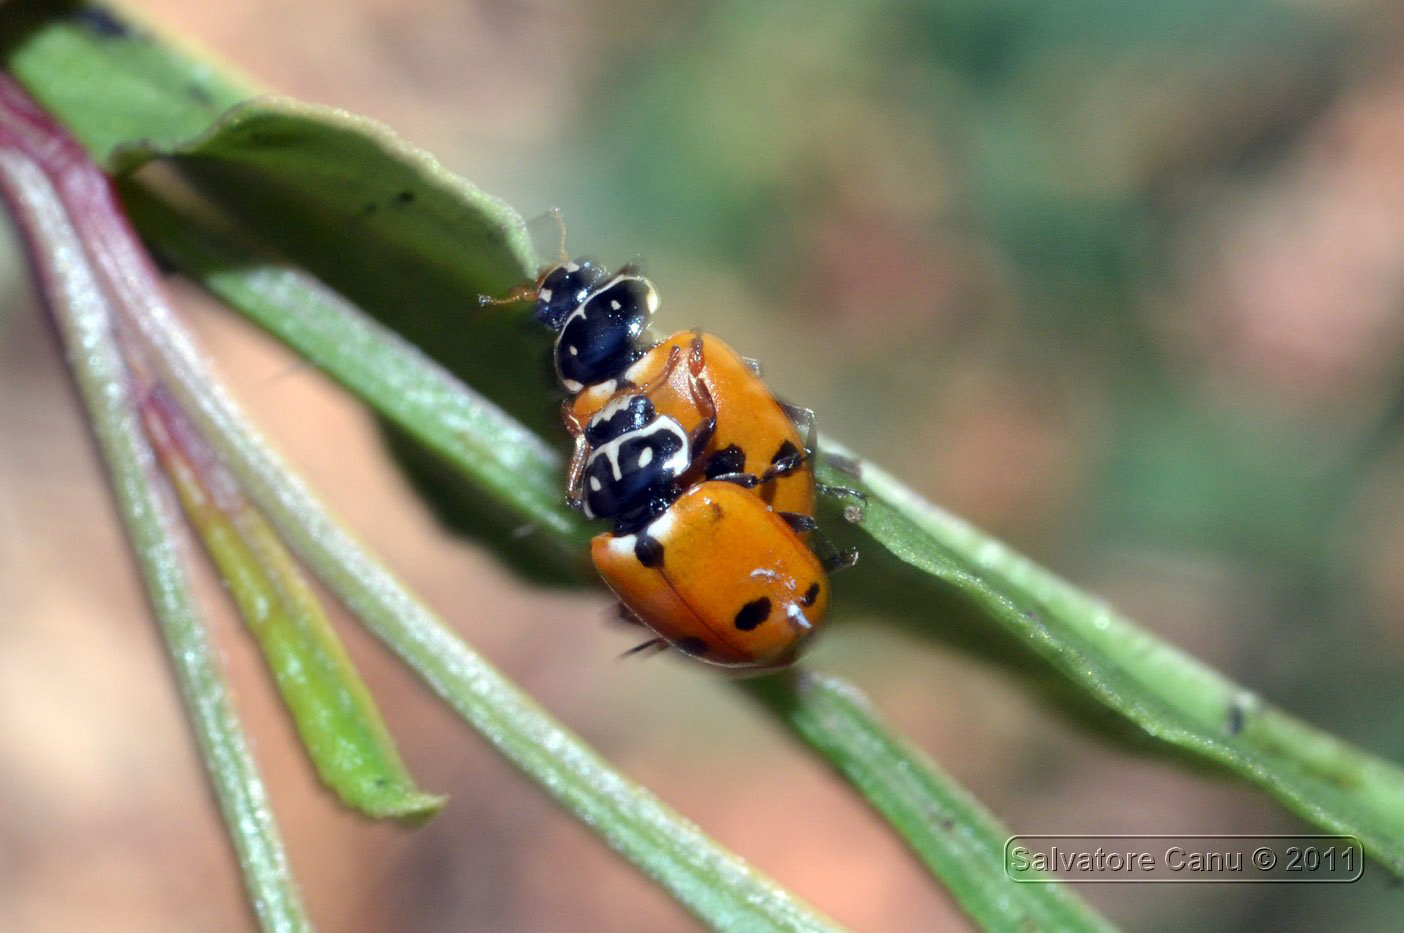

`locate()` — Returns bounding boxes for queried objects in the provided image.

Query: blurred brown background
[5,0,1404,929]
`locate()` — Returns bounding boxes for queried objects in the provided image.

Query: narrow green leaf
[124,181,1116,930]
[113,90,1404,877]
[817,447,1404,877]
[0,144,308,933]
[112,222,844,933]
[117,182,589,573]
[745,672,1115,933]
[142,384,444,823]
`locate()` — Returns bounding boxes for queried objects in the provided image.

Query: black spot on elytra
[802,582,820,607]
[634,534,664,568]
[395,190,416,205]
[734,597,771,631]
[674,636,708,656]
[705,444,746,478]
[771,439,800,465]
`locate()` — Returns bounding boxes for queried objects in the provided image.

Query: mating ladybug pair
[511,257,857,671]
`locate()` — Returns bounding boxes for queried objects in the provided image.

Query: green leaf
[0,142,308,933]
[118,96,554,433]
[117,182,592,583]
[100,189,844,933]
[745,672,1115,933]
[0,1,246,160]
[142,384,444,823]
[116,99,1404,879]
[817,446,1404,877]
[121,185,1103,929]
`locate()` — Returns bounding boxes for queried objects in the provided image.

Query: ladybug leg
[633,345,684,397]
[561,400,590,510]
[683,332,718,453]
[821,543,861,573]
[711,446,812,489]
[816,483,868,524]
[778,512,817,533]
[619,638,670,660]
[778,512,858,572]
[778,399,868,510]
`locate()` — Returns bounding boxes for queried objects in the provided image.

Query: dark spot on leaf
[826,452,863,479]
[633,534,664,568]
[395,190,416,205]
[802,582,820,606]
[675,636,708,656]
[734,597,771,631]
[72,6,132,38]
[187,83,214,106]
[1226,701,1246,736]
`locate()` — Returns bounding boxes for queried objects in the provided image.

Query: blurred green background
[4,0,1404,930]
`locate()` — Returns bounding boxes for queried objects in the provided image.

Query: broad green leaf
[117,97,553,434]
[142,384,444,823]
[0,143,308,932]
[0,1,246,159]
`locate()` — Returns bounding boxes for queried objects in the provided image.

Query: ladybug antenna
[546,206,568,266]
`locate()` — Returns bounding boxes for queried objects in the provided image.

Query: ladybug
[530,257,818,519]
[559,340,846,670]
[593,480,831,670]
[492,252,860,668]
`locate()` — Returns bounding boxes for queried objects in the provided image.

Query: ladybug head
[534,258,609,331]
[553,272,660,393]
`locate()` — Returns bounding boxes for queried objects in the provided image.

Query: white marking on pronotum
[539,287,553,303]
[589,476,602,492]
[568,345,578,356]
[611,299,622,311]
[587,418,688,482]
[565,261,581,273]
[608,533,638,558]
[638,447,654,468]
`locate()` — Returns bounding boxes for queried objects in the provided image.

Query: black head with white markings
[533,258,609,331]
[581,394,691,530]
[546,268,659,394]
